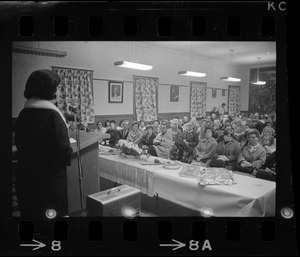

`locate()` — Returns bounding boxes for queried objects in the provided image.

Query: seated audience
[116,119,125,130]
[139,125,156,148]
[173,117,183,132]
[183,116,189,125]
[105,120,120,147]
[127,121,143,145]
[174,122,199,162]
[197,119,207,140]
[168,119,182,142]
[210,128,241,168]
[94,121,107,133]
[152,120,160,135]
[191,127,217,166]
[104,120,111,131]
[233,129,266,174]
[139,120,147,135]
[263,135,276,155]
[260,125,276,146]
[119,120,130,140]
[148,121,173,158]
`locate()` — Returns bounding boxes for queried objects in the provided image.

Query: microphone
[69,105,78,114]
[65,113,82,123]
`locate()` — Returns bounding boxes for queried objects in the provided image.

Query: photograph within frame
[170,85,179,102]
[109,81,123,103]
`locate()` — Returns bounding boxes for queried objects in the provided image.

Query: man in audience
[148,121,173,158]
[233,129,266,174]
[173,117,183,132]
[210,128,241,168]
[105,120,121,147]
[174,122,199,162]
[139,125,156,148]
[152,120,160,135]
[119,119,130,140]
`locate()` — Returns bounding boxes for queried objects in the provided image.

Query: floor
[12,174,201,218]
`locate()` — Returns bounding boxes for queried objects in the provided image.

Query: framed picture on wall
[222,89,226,96]
[170,85,179,102]
[109,81,123,103]
[212,88,217,98]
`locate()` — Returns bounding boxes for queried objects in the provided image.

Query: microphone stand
[74,113,84,212]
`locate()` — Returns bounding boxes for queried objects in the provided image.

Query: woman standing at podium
[14,69,73,218]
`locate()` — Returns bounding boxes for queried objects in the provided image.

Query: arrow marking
[160,239,186,251]
[20,239,46,251]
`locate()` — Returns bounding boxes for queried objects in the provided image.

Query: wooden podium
[67,130,110,214]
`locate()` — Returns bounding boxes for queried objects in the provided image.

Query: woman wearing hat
[14,70,73,218]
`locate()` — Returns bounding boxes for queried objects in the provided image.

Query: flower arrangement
[118,139,143,157]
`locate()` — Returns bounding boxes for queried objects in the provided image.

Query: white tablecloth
[98,154,275,217]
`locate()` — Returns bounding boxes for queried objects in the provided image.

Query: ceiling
[142,41,276,67]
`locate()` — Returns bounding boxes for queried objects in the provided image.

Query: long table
[98,154,275,217]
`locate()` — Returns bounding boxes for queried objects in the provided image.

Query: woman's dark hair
[204,126,214,134]
[104,120,110,126]
[247,128,260,138]
[24,70,61,100]
[132,121,139,127]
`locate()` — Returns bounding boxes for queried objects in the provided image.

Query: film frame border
[1,1,297,256]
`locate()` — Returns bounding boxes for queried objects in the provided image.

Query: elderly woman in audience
[94,121,107,133]
[234,129,266,174]
[260,125,276,146]
[191,127,217,167]
[148,121,173,158]
[127,121,143,145]
[210,128,241,168]
[167,119,182,142]
[174,122,199,162]
[139,125,156,148]
[105,120,121,147]
[263,135,276,155]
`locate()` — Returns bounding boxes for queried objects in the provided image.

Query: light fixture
[178,41,206,78]
[251,57,266,85]
[114,61,153,70]
[114,42,153,71]
[12,45,67,58]
[220,49,241,82]
[178,71,206,77]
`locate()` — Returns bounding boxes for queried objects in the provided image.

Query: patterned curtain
[228,85,241,115]
[52,66,95,124]
[133,75,158,122]
[190,81,207,118]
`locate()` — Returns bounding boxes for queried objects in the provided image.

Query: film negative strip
[1,1,297,256]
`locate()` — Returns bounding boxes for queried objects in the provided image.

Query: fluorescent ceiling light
[220,76,241,82]
[252,57,266,85]
[251,81,266,85]
[12,45,67,58]
[178,71,206,78]
[114,61,153,70]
